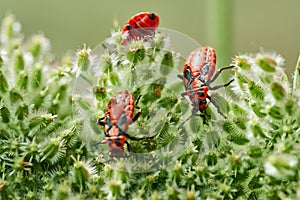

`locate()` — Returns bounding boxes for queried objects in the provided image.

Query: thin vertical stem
[206,0,232,68]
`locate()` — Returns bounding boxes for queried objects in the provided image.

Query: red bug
[121,12,160,44]
[97,91,154,157]
[178,46,234,124]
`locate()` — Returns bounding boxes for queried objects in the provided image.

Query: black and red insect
[178,46,234,124]
[97,91,153,157]
[121,12,160,44]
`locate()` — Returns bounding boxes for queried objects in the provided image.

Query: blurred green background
[0,0,299,75]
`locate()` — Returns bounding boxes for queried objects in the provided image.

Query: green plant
[1,14,300,200]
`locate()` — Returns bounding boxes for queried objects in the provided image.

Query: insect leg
[209,65,235,84]
[208,95,227,118]
[210,79,234,90]
[132,95,142,123]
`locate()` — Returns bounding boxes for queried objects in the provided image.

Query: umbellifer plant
[0,14,300,199]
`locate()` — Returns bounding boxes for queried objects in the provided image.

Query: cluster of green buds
[0,15,91,199]
[1,13,300,199]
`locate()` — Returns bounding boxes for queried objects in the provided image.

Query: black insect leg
[210,79,234,90]
[208,95,227,118]
[97,117,105,126]
[124,132,155,141]
[132,95,142,123]
[209,65,235,84]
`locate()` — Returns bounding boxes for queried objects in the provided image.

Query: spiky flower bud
[160,51,174,75]
[93,86,107,101]
[265,154,298,179]
[249,119,269,138]
[14,49,25,73]
[17,70,28,89]
[266,105,284,119]
[256,54,277,72]
[0,104,10,123]
[55,184,69,200]
[40,137,66,164]
[270,82,286,101]
[15,102,29,120]
[0,70,9,92]
[28,34,50,58]
[234,55,252,70]
[31,64,42,88]
[72,45,92,77]
[248,81,265,101]
[249,100,266,118]
[126,41,145,64]
[1,15,21,42]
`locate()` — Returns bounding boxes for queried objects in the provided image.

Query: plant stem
[206,0,233,68]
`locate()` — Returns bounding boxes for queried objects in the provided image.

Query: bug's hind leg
[208,95,227,119]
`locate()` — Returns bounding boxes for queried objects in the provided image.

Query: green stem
[206,0,232,67]
[292,54,300,96]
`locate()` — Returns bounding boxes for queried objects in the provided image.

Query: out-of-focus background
[0,0,299,75]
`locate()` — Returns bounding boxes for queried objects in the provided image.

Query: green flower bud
[77,46,91,72]
[9,88,23,103]
[235,71,249,90]
[93,86,107,101]
[223,120,249,145]
[73,96,92,111]
[1,15,21,41]
[112,19,120,32]
[15,102,29,120]
[31,64,42,88]
[109,71,119,86]
[28,34,49,58]
[265,154,298,179]
[17,70,28,90]
[231,103,248,117]
[0,70,9,93]
[41,137,66,164]
[267,105,284,119]
[205,151,217,166]
[56,184,69,200]
[14,49,25,73]
[247,145,263,158]
[248,81,265,101]
[109,180,123,197]
[160,51,174,75]
[270,82,286,101]
[0,55,3,68]
[100,53,112,73]
[73,161,89,186]
[256,54,277,72]
[249,120,268,138]
[153,32,164,49]
[126,42,145,64]
[285,99,296,116]
[29,114,56,129]
[249,101,266,118]
[234,55,252,70]
[0,105,10,123]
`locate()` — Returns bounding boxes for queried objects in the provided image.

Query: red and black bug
[178,46,234,124]
[121,12,160,44]
[97,91,154,157]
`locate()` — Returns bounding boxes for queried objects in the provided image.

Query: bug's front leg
[209,65,235,84]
